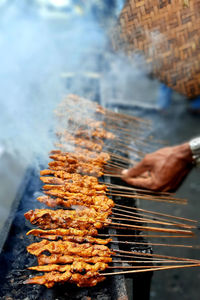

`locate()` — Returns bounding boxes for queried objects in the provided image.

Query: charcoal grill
[0,164,153,299]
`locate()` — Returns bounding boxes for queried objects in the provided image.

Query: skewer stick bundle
[24,94,200,288]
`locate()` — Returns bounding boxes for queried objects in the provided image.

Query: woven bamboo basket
[113,0,200,99]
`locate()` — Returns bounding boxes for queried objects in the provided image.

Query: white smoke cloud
[0,1,108,165]
[0,0,154,167]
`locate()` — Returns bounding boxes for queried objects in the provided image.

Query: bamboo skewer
[111,141,144,156]
[105,182,174,195]
[112,211,174,224]
[104,174,123,178]
[102,264,200,276]
[108,188,180,202]
[106,161,127,169]
[108,192,187,204]
[106,146,142,158]
[113,254,158,260]
[113,254,170,260]
[108,225,194,236]
[106,122,142,132]
[111,259,200,263]
[111,240,200,249]
[104,109,151,124]
[108,189,182,202]
[98,234,193,238]
[107,160,127,166]
[112,253,198,262]
[114,250,200,262]
[112,208,196,228]
[105,165,123,169]
[111,213,195,229]
[112,207,177,224]
[105,120,148,131]
[108,266,177,269]
[105,167,124,172]
[111,195,185,205]
[111,216,173,227]
[104,169,119,173]
[115,204,197,224]
[109,131,154,146]
[106,124,145,134]
[107,152,135,164]
[111,215,194,229]
[114,136,134,145]
[104,119,148,130]
[105,118,149,130]
[108,222,194,235]
[110,193,186,205]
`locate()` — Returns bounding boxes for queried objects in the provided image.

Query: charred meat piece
[28,261,108,273]
[24,208,111,230]
[37,254,112,265]
[27,227,98,238]
[37,195,113,212]
[27,240,115,257]
[25,269,105,288]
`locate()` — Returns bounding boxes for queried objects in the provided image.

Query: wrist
[189,137,200,166]
[177,142,193,163]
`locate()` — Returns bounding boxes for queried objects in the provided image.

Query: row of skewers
[24,95,200,288]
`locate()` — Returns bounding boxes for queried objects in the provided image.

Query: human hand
[121,143,193,192]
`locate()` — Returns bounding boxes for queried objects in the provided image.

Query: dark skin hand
[121,143,194,192]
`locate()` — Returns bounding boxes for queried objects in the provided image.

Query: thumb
[121,160,150,177]
[123,176,153,189]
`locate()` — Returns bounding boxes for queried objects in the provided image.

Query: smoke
[100,51,154,109]
[0,1,108,166]
[0,4,63,165]
[0,0,154,167]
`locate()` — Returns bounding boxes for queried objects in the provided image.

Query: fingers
[123,176,153,189]
[121,160,150,178]
[121,159,153,189]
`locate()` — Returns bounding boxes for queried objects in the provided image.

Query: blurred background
[0,0,199,299]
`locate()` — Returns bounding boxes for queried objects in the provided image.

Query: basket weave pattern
[116,0,200,98]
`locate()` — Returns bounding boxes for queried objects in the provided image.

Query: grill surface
[0,168,152,300]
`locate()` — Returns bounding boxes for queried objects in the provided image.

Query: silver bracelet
[189,137,200,166]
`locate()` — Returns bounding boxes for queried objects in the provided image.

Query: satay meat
[49,151,110,165]
[43,189,110,203]
[27,240,114,257]
[25,208,110,222]
[38,254,112,265]
[40,176,106,191]
[42,184,106,195]
[74,148,110,161]
[48,160,103,177]
[24,113,116,288]
[71,272,106,287]
[24,208,111,230]
[25,269,105,288]
[74,128,115,140]
[37,195,114,212]
[27,228,98,238]
[58,132,104,152]
[28,261,108,273]
[25,270,72,288]
[27,229,111,244]
[40,170,98,183]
